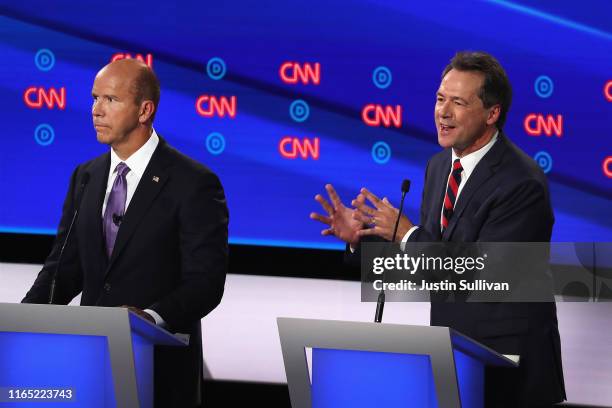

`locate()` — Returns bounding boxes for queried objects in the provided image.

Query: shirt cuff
[400,226,420,251]
[144,308,167,328]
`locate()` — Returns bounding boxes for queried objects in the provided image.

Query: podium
[0,303,187,408]
[277,318,518,408]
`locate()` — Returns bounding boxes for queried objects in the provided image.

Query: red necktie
[442,159,463,232]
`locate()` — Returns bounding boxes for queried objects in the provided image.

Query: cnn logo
[362,104,402,128]
[196,95,237,118]
[279,62,321,85]
[279,137,319,160]
[111,53,153,68]
[23,87,66,110]
[524,114,563,137]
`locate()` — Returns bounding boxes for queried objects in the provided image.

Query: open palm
[310,184,363,246]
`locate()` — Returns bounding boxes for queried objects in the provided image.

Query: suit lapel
[81,153,110,268]
[430,150,451,240]
[105,139,171,273]
[443,133,507,240]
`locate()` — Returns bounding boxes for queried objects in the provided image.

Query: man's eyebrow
[436,92,469,104]
[91,92,119,99]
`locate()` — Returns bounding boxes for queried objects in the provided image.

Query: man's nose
[92,101,102,116]
[438,101,452,118]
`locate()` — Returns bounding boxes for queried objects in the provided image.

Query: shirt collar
[109,129,160,179]
[451,130,498,179]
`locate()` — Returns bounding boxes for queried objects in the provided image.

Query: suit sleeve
[149,171,229,330]
[411,176,553,285]
[477,178,553,242]
[476,179,554,296]
[410,158,438,242]
[22,166,84,304]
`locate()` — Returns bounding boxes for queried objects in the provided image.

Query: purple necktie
[103,162,130,258]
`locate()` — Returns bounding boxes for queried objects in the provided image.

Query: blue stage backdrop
[0,1,610,249]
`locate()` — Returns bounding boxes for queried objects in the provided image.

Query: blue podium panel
[454,350,484,408]
[131,333,154,408]
[279,319,517,408]
[312,348,438,408]
[0,332,116,408]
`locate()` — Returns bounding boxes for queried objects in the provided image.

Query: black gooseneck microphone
[374,179,411,323]
[48,172,90,304]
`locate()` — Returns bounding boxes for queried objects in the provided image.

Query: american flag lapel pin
[152,176,160,183]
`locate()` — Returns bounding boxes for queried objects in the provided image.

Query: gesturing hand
[352,188,414,243]
[310,184,364,247]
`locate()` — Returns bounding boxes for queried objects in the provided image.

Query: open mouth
[440,124,455,133]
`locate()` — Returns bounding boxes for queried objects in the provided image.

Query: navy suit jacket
[410,132,565,405]
[23,136,229,407]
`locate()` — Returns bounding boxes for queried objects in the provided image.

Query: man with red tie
[311,51,565,407]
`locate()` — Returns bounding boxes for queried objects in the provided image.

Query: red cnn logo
[111,53,153,68]
[23,87,66,110]
[279,62,321,85]
[196,95,237,118]
[524,114,563,137]
[279,137,320,160]
[604,156,612,178]
[605,81,612,102]
[362,104,402,128]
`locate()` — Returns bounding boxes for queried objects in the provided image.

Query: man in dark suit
[22,59,228,407]
[311,51,565,406]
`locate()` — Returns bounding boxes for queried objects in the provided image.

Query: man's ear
[139,100,155,124]
[486,104,501,126]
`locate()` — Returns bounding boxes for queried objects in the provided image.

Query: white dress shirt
[102,129,166,327]
[400,131,498,250]
[102,130,159,215]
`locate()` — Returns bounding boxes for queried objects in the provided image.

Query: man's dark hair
[442,51,512,130]
[133,65,161,122]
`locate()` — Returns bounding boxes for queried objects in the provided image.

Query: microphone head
[112,213,123,226]
[401,179,411,193]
